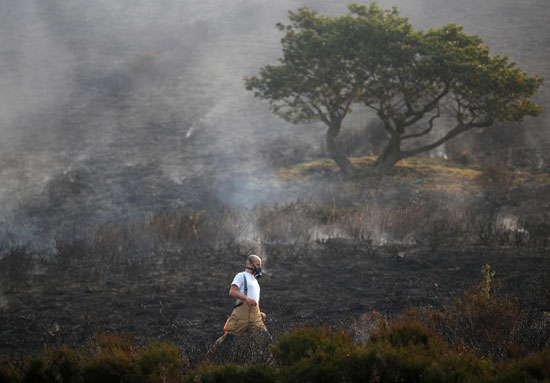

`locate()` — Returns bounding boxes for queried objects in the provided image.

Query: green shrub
[21,347,81,383]
[81,332,189,383]
[81,332,135,383]
[361,320,473,383]
[271,326,355,367]
[14,334,191,383]
[81,349,134,383]
[134,342,186,383]
[189,363,278,383]
[498,349,550,383]
[277,322,493,383]
[46,347,81,383]
[355,320,494,382]
[279,351,353,383]
[0,362,20,383]
[21,358,48,383]
[370,319,443,353]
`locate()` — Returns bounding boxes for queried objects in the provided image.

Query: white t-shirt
[231,272,260,303]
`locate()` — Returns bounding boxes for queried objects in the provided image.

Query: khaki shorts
[223,300,267,336]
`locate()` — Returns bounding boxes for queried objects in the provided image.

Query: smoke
[0,0,548,244]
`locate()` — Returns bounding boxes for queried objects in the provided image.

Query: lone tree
[245,3,543,176]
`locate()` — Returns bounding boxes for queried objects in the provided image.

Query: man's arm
[229,284,257,306]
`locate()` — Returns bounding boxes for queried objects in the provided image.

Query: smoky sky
[0,0,548,240]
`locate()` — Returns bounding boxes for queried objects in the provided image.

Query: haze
[0,0,548,244]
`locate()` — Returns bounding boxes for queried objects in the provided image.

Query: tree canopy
[245,3,543,176]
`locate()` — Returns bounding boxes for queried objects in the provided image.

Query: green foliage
[4,323,550,383]
[188,363,278,383]
[81,348,134,383]
[21,358,48,383]
[272,327,353,382]
[13,333,187,383]
[371,318,443,352]
[0,362,20,383]
[278,320,494,383]
[271,326,355,366]
[365,320,474,383]
[81,333,187,383]
[134,342,186,383]
[246,3,543,175]
[511,349,550,381]
[270,317,548,382]
[21,347,81,383]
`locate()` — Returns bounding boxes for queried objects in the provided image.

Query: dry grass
[276,155,550,194]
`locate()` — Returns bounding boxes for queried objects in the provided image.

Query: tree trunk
[326,126,356,177]
[371,138,404,175]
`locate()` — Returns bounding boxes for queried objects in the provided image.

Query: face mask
[253,266,262,279]
[247,264,262,279]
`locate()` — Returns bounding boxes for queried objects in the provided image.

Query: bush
[80,332,136,383]
[80,332,189,383]
[134,342,186,383]
[271,326,355,366]
[365,320,485,383]
[15,333,189,383]
[81,350,134,383]
[370,318,444,353]
[278,321,495,383]
[0,362,20,383]
[272,327,359,383]
[4,326,550,383]
[512,349,550,381]
[189,363,278,383]
[21,347,81,383]
[21,358,48,383]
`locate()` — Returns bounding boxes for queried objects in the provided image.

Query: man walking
[214,254,267,346]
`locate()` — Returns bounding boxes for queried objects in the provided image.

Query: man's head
[246,254,262,278]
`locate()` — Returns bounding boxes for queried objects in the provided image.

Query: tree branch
[401,107,441,140]
[402,85,449,128]
[401,120,491,157]
[306,99,330,126]
[377,109,397,137]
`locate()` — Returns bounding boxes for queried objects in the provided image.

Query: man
[214,254,267,346]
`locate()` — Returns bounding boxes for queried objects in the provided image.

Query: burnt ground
[1,241,549,365]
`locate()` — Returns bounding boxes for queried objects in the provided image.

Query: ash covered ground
[1,241,549,364]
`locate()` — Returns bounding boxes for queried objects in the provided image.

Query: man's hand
[246,297,258,306]
[260,312,266,320]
